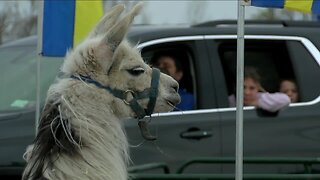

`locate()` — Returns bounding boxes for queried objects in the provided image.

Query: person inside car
[229,67,290,112]
[279,79,299,103]
[152,52,194,111]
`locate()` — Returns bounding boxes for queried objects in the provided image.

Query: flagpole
[235,0,246,180]
[35,0,44,135]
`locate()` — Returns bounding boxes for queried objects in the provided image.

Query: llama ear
[103,2,143,51]
[87,4,125,38]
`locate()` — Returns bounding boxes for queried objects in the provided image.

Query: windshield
[0,45,63,111]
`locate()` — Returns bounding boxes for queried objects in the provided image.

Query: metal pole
[35,0,44,135]
[35,54,41,135]
[235,0,245,180]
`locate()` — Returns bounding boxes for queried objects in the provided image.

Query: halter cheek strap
[142,68,160,116]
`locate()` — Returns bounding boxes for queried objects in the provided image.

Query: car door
[125,37,223,173]
[206,35,320,173]
[0,42,63,171]
[0,45,38,169]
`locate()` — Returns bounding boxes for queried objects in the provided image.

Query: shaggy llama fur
[22,3,180,180]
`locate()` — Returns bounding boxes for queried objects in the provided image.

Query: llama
[22,3,180,180]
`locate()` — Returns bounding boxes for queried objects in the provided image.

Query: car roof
[128,20,320,43]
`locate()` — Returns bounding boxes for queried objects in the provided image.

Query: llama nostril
[172,83,179,92]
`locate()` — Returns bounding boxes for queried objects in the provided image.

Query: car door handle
[180,130,212,140]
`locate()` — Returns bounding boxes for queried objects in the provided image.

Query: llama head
[61,3,180,118]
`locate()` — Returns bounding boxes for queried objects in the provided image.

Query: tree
[11,15,37,39]
[13,0,37,38]
[0,1,21,44]
[0,11,9,44]
[0,0,37,44]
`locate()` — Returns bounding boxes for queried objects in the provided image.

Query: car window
[141,42,197,111]
[0,45,63,112]
[286,40,320,102]
[216,39,302,107]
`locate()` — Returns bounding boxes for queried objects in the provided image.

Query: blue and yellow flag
[250,0,320,15]
[40,0,104,57]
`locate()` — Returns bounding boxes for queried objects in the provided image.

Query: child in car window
[152,52,194,111]
[229,67,290,112]
[279,79,299,103]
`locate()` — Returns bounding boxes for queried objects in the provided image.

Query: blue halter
[70,68,160,140]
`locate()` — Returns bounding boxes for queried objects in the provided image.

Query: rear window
[216,38,319,107]
[218,39,294,95]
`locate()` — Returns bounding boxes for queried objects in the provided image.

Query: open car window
[141,42,197,110]
[217,39,299,107]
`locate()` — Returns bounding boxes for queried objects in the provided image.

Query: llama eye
[127,67,145,76]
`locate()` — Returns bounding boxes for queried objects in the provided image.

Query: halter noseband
[70,68,161,140]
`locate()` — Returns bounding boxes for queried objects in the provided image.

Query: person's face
[280,80,298,103]
[243,77,259,106]
[156,56,182,81]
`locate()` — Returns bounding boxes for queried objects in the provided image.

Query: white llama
[22,3,180,180]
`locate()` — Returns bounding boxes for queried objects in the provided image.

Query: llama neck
[44,82,129,180]
[48,120,128,180]
[45,111,129,180]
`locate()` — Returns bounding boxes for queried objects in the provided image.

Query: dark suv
[1,20,320,177]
